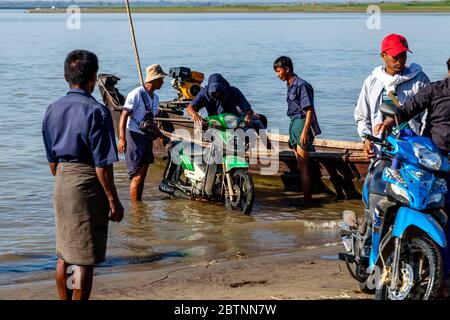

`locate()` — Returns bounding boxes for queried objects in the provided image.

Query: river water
[0,10,449,285]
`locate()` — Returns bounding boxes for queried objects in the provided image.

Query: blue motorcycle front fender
[393,207,447,247]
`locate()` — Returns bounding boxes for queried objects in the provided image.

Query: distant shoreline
[24,2,450,14]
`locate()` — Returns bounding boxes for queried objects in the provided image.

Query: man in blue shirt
[273,56,322,206]
[42,50,123,300]
[185,73,257,127]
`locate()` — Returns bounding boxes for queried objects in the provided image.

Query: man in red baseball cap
[381,34,411,57]
[353,34,430,282]
[380,34,412,76]
[354,33,430,158]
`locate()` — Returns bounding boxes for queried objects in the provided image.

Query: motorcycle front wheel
[375,237,444,300]
[224,170,254,215]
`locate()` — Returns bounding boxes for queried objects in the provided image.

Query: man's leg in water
[295,145,312,206]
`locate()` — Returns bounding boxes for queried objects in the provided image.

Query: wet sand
[0,245,371,300]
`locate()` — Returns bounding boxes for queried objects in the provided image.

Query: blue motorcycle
[339,103,449,300]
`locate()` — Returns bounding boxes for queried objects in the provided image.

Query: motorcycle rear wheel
[375,237,443,300]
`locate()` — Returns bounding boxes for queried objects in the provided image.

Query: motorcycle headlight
[388,183,410,204]
[384,167,406,187]
[413,143,442,171]
[223,115,239,129]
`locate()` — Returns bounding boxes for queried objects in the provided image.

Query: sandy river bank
[0,245,371,300]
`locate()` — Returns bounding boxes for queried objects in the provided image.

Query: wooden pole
[154,118,197,123]
[124,0,144,85]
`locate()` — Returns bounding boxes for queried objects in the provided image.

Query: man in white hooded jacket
[354,33,430,158]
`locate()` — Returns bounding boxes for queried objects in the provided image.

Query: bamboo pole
[124,0,144,85]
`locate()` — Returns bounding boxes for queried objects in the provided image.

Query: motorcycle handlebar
[364,134,393,152]
[364,134,384,144]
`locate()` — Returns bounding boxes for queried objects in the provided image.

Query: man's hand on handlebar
[244,114,252,127]
[374,117,395,136]
[363,138,376,159]
[186,103,204,126]
[244,109,255,127]
[192,112,204,126]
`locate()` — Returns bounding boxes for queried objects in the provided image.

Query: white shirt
[123,86,159,134]
[354,63,430,141]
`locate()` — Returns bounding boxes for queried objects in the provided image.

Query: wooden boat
[97,74,369,197]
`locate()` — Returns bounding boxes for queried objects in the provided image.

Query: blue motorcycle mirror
[380,103,397,117]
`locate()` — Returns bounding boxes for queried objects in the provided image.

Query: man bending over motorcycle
[185,73,263,129]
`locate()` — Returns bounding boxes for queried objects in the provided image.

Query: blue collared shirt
[42,88,119,167]
[287,75,321,136]
[286,75,314,117]
[191,86,251,116]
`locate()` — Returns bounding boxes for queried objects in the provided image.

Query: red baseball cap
[381,34,412,57]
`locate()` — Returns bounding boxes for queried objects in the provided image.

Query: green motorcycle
[159,113,255,215]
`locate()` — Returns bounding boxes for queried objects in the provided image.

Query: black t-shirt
[398,78,450,153]
[191,86,251,116]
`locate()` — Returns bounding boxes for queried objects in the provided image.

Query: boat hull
[97,75,369,196]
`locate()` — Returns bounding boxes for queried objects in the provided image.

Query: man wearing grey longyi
[42,50,124,300]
